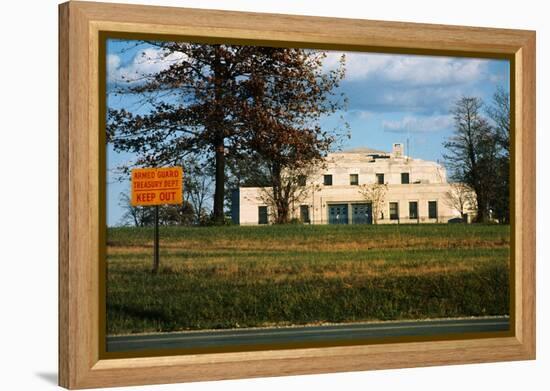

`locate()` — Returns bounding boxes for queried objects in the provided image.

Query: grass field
[106,224,510,335]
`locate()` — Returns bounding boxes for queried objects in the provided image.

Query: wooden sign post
[131,167,183,273]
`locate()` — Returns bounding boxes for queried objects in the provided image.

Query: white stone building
[231,143,476,225]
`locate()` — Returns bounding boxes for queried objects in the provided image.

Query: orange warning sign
[131,167,183,206]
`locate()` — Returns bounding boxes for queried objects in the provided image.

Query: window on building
[409,201,418,219]
[297,175,307,187]
[350,174,359,186]
[300,205,310,223]
[258,206,268,225]
[401,172,410,184]
[324,174,333,186]
[428,201,438,219]
[389,202,399,220]
[376,173,385,184]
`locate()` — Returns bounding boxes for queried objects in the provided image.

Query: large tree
[108,43,344,224]
[108,43,264,223]
[239,52,347,223]
[443,96,498,222]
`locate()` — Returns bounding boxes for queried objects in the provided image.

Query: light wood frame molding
[59,1,536,389]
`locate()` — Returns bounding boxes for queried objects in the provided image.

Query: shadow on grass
[108,303,170,323]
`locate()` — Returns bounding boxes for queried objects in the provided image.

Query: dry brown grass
[109,236,509,254]
[106,224,510,333]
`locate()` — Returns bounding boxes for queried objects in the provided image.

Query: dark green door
[258,206,268,224]
[300,205,310,223]
[352,203,372,224]
[328,204,348,224]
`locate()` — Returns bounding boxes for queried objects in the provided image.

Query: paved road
[107,317,509,352]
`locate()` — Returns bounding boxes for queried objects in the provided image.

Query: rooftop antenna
[406,127,411,162]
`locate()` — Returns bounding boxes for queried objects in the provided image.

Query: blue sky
[106,39,509,226]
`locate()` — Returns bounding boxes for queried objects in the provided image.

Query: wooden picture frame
[59,1,536,388]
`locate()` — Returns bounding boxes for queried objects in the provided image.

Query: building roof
[339,147,388,155]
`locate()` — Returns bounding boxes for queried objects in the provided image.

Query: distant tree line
[118,192,195,227]
[444,87,510,223]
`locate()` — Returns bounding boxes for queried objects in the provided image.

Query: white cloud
[348,110,374,120]
[107,54,120,70]
[325,51,489,86]
[107,48,188,84]
[379,86,461,109]
[382,114,454,133]
[489,73,505,83]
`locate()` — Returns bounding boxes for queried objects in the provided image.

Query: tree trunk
[213,142,225,224]
[270,162,289,224]
[474,188,486,223]
[276,198,290,224]
[211,49,226,225]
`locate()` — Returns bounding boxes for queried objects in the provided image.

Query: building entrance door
[352,203,372,224]
[328,204,348,224]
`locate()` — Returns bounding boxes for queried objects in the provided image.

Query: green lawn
[106,224,510,335]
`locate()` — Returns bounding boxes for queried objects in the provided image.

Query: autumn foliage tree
[239,51,347,223]
[108,43,261,223]
[108,43,347,224]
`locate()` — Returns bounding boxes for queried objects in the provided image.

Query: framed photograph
[59,1,536,389]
